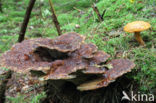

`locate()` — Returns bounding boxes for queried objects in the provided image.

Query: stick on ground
[92,3,103,22]
[18,0,36,42]
[49,0,62,36]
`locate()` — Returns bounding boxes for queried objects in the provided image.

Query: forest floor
[0,0,155,102]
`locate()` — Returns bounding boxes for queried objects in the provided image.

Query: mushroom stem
[134,32,145,46]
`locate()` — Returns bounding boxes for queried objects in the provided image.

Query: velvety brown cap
[77,43,97,59]
[43,46,110,80]
[77,59,135,91]
[90,51,110,64]
[82,66,107,74]
[0,39,53,73]
[0,33,85,73]
[43,57,88,80]
[124,21,151,33]
[34,32,85,53]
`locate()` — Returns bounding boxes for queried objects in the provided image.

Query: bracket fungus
[0,32,135,93]
[34,32,85,53]
[77,59,135,91]
[124,21,151,46]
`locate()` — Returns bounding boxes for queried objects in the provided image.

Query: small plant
[6,94,26,103]
[6,92,46,103]
[31,92,46,103]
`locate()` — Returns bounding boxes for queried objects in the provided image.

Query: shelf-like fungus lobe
[0,33,85,74]
[34,32,85,53]
[43,44,110,80]
[77,43,97,58]
[43,57,88,80]
[0,32,135,92]
[90,51,110,64]
[77,59,135,91]
[0,39,53,73]
[83,66,107,74]
[82,51,110,74]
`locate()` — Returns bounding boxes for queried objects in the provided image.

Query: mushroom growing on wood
[43,45,110,80]
[34,32,85,53]
[0,32,135,99]
[0,39,53,73]
[0,32,85,73]
[77,59,135,91]
[124,21,151,46]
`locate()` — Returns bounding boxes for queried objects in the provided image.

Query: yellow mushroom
[124,21,151,46]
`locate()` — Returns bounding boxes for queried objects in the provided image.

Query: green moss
[6,92,46,103]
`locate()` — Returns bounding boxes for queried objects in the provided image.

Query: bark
[18,0,36,42]
[48,0,62,36]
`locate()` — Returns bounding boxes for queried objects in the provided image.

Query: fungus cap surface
[124,21,151,33]
[43,57,88,80]
[35,32,85,52]
[0,39,53,73]
[90,51,110,64]
[77,43,97,58]
[77,59,135,91]
[0,33,85,73]
[82,66,107,74]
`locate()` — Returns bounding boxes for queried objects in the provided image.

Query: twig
[18,0,36,42]
[92,3,103,22]
[101,9,106,20]
[73,7,81,12]
[48,0,62,36]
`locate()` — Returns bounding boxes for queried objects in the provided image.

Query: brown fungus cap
[43,48,110,79]
[76,43,97,58]
[0,39,53,73]
[0,32,135,92]
[90,51,110,64]
[0,32,85,73]
[82,51,110,74]
[82,66,107,74]
[43,57,88,80]
[124,21,151,33]
[34,32,85,53]
[77,59,135,91]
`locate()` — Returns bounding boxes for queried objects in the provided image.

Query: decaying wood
[49,0,62,36]
[18,0,36,42]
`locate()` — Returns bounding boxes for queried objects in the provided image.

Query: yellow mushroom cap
[124,21,151,33]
